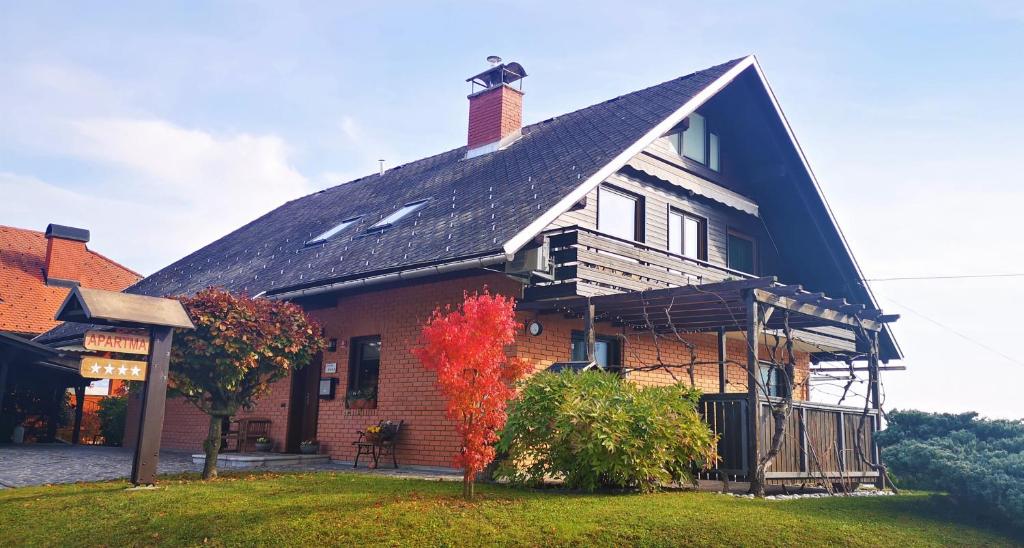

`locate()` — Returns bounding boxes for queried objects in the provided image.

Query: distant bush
[877,410,1024,530]
[495,371,717,492]
[97,395,128,446]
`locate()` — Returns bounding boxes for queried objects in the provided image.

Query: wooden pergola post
[867,330,884,488]
[744,290,761,487]
[583,298,596,364]
[717,328,728,393]
[0,351,9,417]
[71,384,86,445]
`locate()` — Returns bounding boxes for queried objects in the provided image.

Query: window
[597,185,644,241]
[668,209,707,260]
[727,231,757,274]
[570,332,622,369]
[369,200,428,230]
[672,113,721,172]
[306,216,361,245]
[759,362,789,398]
[346,336,381,409]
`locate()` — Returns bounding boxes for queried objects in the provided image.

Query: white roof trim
[501,55,757,256]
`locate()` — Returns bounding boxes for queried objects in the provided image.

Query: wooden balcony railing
[698,394,881,484]
[524,226,753,301]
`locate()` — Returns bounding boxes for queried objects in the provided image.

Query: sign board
[324,362,337,374]
[84,330,150,355]
[80,356,148,381]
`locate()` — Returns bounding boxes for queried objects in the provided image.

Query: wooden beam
[753,289,882,331]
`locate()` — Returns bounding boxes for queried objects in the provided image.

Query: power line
[878,294,1024,368]
[864,273,1024,282]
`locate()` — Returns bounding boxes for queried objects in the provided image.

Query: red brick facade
[146,272,809,468]
[467,85,523,150]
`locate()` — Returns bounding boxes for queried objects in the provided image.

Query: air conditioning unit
[505,240,551,277]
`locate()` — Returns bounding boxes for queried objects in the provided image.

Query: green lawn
[1,472,1020,547]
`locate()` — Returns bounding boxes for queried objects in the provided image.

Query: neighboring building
[0,224,140,440]
[39,56,900,485]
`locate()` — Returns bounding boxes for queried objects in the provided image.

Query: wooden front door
[285,356,321,452]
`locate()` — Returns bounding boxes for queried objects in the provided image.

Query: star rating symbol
[104,363,114,375]
[130,366,142,377]
[90,362,100,374]
[117,365,128,376]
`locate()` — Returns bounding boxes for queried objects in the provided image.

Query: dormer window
[671,113,720,172]
[368,199,428,230]
[306,216,362,245]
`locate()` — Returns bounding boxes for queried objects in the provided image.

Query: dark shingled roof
[37,58,743,343]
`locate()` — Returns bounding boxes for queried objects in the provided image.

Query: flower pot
[300,443,319,455]
[254,441,272,452]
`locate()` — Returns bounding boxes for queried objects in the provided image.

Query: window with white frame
[597,185,644,242]
[668,208,706,260]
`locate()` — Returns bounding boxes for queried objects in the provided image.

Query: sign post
[55,287,194,487]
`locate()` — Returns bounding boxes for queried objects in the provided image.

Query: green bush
[877,410,1024,530]
[495,371,717,492]
[97,395,128,446]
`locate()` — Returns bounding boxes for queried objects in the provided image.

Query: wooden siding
[547,138,774,275]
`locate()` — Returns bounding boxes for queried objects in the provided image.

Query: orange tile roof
[0,225,141,336]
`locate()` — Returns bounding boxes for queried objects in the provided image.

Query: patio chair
[352,420,404,469]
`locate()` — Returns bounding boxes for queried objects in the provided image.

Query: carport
[0,331,90,444]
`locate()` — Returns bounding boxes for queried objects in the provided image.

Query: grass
[0,471,1020,547]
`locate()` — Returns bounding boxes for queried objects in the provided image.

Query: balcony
[524,226,753,302]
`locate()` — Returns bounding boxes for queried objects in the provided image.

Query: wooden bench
[352,420,403,469]
[222,418,271,452]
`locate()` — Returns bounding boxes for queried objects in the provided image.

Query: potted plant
[254,436,272,452]
[299,439,320,455]
[346,386,378,409]
[364,424,382,443]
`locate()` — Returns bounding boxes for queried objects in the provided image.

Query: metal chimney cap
[486,55,502,66]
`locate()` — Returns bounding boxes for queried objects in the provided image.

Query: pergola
[0,331,89,444]
[520,276,900,484]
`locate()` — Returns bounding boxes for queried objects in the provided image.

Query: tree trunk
[202,414,223,480]
[463,471,474,500]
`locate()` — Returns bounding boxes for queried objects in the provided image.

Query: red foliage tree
[413,290,530,499]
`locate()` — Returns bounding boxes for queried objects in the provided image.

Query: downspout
[266,252,511,301]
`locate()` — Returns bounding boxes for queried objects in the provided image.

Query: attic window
[306,216,361,245]
[368,200,428,230]
[671,113,720,172]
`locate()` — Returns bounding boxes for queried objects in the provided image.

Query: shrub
[496,371,717,492]
[97,395,128,446]
[877,410,1024,530]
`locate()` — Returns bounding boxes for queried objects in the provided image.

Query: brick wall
[145,271,810,466]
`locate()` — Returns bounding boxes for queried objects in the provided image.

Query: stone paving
[0,444,461,488]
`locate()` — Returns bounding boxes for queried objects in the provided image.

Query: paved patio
[0,444,461,488]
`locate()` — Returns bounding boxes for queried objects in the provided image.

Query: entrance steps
[191,452,329,469]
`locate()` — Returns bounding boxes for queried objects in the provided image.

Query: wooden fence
[698,394,881,484]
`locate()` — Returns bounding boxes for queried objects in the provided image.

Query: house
[0,224,140,442]
[38,55,900,485]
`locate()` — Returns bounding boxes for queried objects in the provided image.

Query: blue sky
[2,1,1022,417]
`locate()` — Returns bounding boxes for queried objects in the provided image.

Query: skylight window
[306,216,361,245]
[369,200,428,230]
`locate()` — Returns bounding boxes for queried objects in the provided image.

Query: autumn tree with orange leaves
[170,287,325,479]
[413,291,530,499]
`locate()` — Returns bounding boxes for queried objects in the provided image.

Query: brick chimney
[44,224,90,287]
[465,57,527,158]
